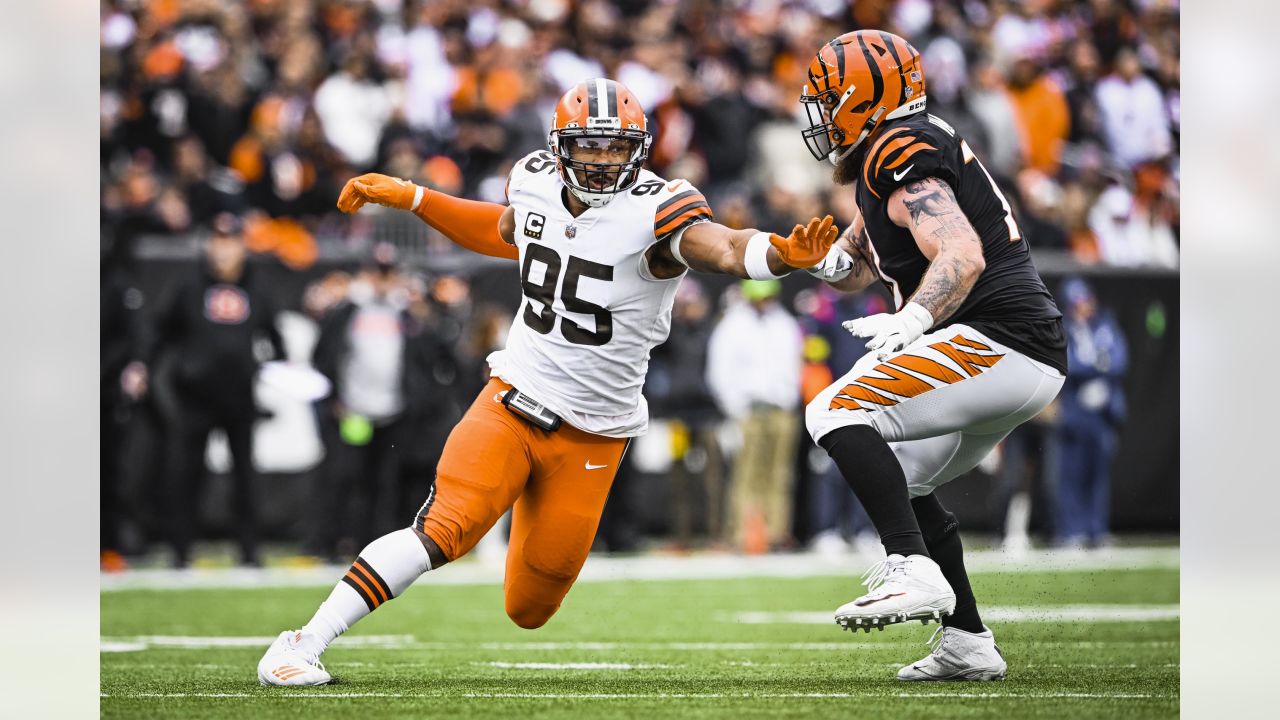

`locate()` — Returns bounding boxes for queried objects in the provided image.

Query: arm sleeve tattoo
[897,178,985,324]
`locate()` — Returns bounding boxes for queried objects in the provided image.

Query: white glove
[842,302,935,361]
[804,245,855,282]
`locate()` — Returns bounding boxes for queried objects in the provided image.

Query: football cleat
[257,630,332,686]
[897,625,1007,681]
[834,554,956,632]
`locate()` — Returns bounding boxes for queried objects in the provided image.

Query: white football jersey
[487,150,713,437]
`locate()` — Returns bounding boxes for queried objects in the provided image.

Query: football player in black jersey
[795,30,1068,681]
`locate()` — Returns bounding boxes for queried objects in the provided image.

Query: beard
[831,148,864,187]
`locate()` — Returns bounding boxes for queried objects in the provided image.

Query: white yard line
[880,662,1180,670]
[479,661,675,670]
[100,638,904,652]
[102,691,1167,700]
[100,546,1177,592]
[100,634,412,651]
[102,636,1178,653]
[728,605,1180,625]
[101,641,148,653]
[457,692,1165,700]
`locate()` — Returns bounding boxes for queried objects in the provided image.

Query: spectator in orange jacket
[1006,56,1070,175]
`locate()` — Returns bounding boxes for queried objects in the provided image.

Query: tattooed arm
[823,207,880,293]
[886,177,986,324]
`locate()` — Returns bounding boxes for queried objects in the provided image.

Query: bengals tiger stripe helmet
[800,31,927,165]
[550,78,652,208]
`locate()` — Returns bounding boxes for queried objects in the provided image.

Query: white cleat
[834,554,956,633]
[257,630,332,686]
[897,625,1007,681]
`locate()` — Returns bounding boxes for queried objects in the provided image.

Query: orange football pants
[417,379,629,629]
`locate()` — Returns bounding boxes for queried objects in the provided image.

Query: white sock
[299,528,433,655]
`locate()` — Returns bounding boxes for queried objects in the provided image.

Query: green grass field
[101,562,1178,719]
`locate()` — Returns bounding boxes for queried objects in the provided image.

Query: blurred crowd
[102,0,1179,269]
[102,226,1129,568]
[101,0,1172,568]
[102,230,518,568]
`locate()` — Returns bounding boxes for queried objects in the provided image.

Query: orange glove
[770,214,838,269]
[336,173,420,213]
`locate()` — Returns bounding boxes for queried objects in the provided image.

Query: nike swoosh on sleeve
[892,165,915,182]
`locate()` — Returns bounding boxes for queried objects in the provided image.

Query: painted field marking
[100,635,412,651]
[101,641,148,653]
[100,638,902,652]
[479,661,675,670]
[880,662,1180,670]
[728,605,1180,625]
[458,692,1166,700]
[101,637,1180,653]
[102,691,1168,700]
[101,546,1179,592]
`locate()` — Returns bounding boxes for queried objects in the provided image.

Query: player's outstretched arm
[336,173,518,261]
[652,215,837,280]
[887,177,986,324]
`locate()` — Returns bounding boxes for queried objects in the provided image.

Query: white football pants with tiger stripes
[805,323,1065,498]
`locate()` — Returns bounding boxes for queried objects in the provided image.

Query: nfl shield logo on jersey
[565,224,577,239]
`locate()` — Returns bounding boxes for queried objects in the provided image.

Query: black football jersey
[852,112,1067,373]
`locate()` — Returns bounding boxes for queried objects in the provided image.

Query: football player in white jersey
[258,77,838,686]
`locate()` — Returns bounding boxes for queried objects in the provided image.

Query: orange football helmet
[549,78,651,207]
[800,31,927,164]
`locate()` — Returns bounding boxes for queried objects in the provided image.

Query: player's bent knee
[502,520,595,630]
[806,392,871,445]
[504,574,567,629]
[907,481,936,500]
[505,599,557,630]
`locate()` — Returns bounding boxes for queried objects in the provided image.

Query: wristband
[901,301,935,332]
[744,232,787,280]
[410,185,425,211]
